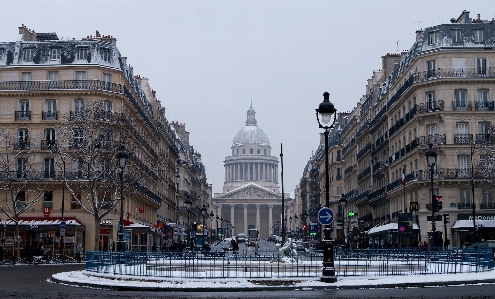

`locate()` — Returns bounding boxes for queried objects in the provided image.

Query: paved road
[2,262,495,298]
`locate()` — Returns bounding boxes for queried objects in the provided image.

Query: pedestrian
[422,241,428,250]
[254,240,259,256]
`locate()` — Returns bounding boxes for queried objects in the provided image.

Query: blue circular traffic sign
[60,221,66,229]
[318,207,334,225]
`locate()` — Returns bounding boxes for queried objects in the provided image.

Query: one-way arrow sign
[318,207,334,225]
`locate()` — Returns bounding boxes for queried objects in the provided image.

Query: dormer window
[101,49,110,62]
[428,31,438,45]
[0,49,4,59]
[51,48,61,60]
[474,29,484,43]
[77,47,88,60]
[23,48,34,61]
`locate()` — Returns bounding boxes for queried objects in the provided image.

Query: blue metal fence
[85,248,493,279]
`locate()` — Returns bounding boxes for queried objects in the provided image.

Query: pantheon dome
[233,106,270,146]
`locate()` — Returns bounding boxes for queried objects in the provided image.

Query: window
[337,186,342,196]
[48,71,58,88]
[23,48,34,61]
[103,100,112,120]
[74,99,85,112]
[426,60,435,78]
[73,128,84,147]
[452,58,466,77]
[101,49,110,62]
[51,48,60,60]
[451,29,463,43]
[460,188,472,208]
[337,150,342,161]
[427,124,438,144]
[17,128,29,150]
[257,149,260,154]
[75,71,86,88]
[455,122,470,144]
[477,89,490,110]
[454,89,468,110]
[428,31,438,45]
[242,149,245,154]
[16,158,27,179]
[44,191,53,201]
[250,149,253,154]
[21,72,31,89]
[71,191,82,209]
[477,122,491,143]
[44,158,55,179]
[43,128,56,150]
[476,58,487,76]
[98,130,112,149]
[336,168,342,180]
[473,29,484,43]
[77,48,88,60]
[16,191,26,202]
[103,73,112,90]
[426,91,436,111]
[457,155,470,178]
[43,99,57,120]
[482,188,494,208]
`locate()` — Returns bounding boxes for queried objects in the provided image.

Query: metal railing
[85,248,493,279]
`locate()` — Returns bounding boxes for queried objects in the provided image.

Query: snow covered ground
[51,269,495,290]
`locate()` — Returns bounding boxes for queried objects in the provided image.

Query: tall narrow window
[103,73,112,90]
[426,91,436,111]
[457,155,470,178]
[75,71,86,88]
[453,58,466,77]
[73,99,85,119]
[43,99,57,120]
[455,89,468,110]
[48,71,58,88]
[455,122,469,144]
[482,188,494,208]
[477,122,491,144]
[426,60,436,78]
[43,128,56,150]
[16,158,27,179]
[476,58,487,76]
[427,124,437,144]
[74,129,84,148]
[473,29,484,43]
[77,48,88,60]
[101,159,110,179]
[44,158,55,179]
[428,31,438,45]
[103,100,112,120]
[21,72,31,89]
[451,29,462,43]
[460,188,472,208]
[17,128,29,150]
[477,89,490,110]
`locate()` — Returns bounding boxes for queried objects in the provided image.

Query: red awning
[1,216,85,228]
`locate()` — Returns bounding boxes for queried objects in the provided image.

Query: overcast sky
[1,1,493,195]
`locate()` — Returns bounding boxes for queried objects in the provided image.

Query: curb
[50,274,495,292]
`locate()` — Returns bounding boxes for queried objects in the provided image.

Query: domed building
[213,105,291,239]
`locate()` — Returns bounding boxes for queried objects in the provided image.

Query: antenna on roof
[396,40,399,52]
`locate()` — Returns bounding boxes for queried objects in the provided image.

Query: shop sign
[138,205,145,213]
[43,207,50,217]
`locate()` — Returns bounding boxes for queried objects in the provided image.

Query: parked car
[208,244,226,257]
[469,240,495,259]
[219,240,232,251]
[267,235,277,242]
[237,233,246,243]
[295,241,306,252]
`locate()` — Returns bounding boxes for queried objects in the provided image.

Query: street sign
[318,207,334,225]
[218,227,224,236]
[60,221,66,229]
[190,231,195,238]
[310,223,318,233]
[60,228,65,236]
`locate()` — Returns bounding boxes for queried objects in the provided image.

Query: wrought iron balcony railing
[0,80,124,93]
[42,111,58,120]
[15,111,31,121]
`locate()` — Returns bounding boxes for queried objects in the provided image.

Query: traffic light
[443,214,450,224]
[435,195,443,212]
[193,221,197,231]
[348,211,355,218]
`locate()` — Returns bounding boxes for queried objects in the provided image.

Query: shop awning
[124,220,158,233]
[0,217,85,230]
[368,222,419,235]
[452,220,495,229]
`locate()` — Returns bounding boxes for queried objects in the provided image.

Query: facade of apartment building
[0,26,210,256]
[303,11,495,248]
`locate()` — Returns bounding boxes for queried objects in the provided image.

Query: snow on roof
[368,222,419,235]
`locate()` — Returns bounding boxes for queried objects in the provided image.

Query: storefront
[368,222,420,249]
[451,214,495,247]
[124,220,159,251]
[1,217,85,257]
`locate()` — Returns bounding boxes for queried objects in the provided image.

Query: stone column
[275,166,278,183]
[230,204,235,234]
[216,204,222,221]
[243,204,248,235]
[256,204,261,233]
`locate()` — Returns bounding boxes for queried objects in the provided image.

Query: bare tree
[0,129,46,259]
[54,98,161,251]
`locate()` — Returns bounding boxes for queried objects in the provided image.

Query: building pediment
[216,182,280,200]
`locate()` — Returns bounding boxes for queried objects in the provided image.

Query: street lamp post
[116,145,128,251]
[471,144,477,244]
[302,211,308,240]
[201,204,207,245]
[316,91,337,283]
[209,211,214,243]
[60,154,66,262]
[425,144,438,248]
[340,196,347,246]
[185,197,192,241]
[215,215,219,241]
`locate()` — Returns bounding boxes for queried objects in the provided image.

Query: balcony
[15,111,31,121]
[94,110,113,121]
[454,134,473,144]
[357,166,371,182]
[457,202,473,209]
[416,101,445,114]
[481,202,495,209]
[416,135,446,146]
[476,134,495,144]
[452,101,473,111]
[42,111,58,120]
[13,141,30,150]
[0,80,124,93]
[344,165,355,177]
[475,101,495,111]
[41,140,56,150]
[356,143,371,160]
[368,186,386,203]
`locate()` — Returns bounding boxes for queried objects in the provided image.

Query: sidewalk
[51,269,495,292]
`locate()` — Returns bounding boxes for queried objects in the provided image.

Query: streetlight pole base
[116,240,126,251]
[321,228,337,283]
